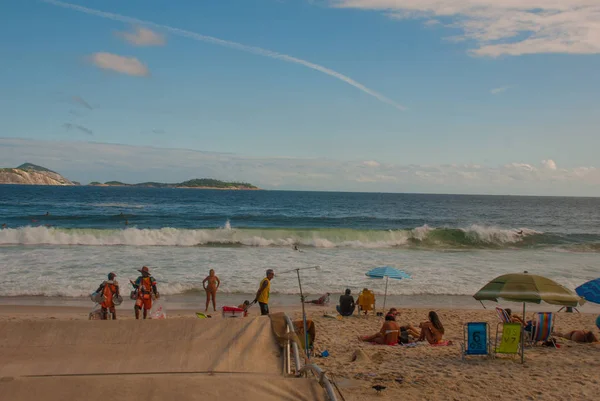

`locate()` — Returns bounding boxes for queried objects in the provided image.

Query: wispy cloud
[116,26,166,46]
[42,0,405,111]
[152,129,166,135]
[1,138,598,196]
[89,52,149,77]
[332,1,600,57]
[490,86,510,95]
[62,123,93,135]
[362,160,380,167]
[72,95,93,110]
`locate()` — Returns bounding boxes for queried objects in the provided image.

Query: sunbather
[554,330,599,343]
[359,314,400,345]
[505,308,525,325]
[305,293,330,305]
[417,311,446,344]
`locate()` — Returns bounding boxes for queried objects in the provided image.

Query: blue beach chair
[461,322,490,360]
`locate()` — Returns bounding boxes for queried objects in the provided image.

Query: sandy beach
[1,300,598,401]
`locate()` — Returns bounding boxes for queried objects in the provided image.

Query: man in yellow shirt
[255,269,274,316]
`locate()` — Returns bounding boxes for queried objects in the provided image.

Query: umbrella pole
[383,276,389,315]
[521,302,526,364]
[296,269,310,360]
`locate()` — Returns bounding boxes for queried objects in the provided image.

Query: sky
[0,0,599,195]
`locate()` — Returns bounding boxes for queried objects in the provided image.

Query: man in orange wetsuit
[133,266,159,319]
[96,272,120,320]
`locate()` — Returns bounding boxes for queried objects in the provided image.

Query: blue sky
[1,0,599,194]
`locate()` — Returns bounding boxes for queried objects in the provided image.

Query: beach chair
[357,289,376,315]
[528,312,556,347]
[495,307,511,323]
[460,322,490,360]
[494,322,522,358]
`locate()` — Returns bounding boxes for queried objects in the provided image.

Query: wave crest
[0,225,547,249]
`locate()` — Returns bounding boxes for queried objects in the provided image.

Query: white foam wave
[0,225,541,248]
[91,203,146,208]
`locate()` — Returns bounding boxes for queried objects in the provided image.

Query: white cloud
[331,1,600,57]
[89,53,149,77]
[490,86,510,95]
[116,26,166,46]
[1,138,600,196]
[542,159,557,170]
[362,160,381,167]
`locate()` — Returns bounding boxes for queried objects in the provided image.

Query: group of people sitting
[505,308,598,344]
[359,309,448,346]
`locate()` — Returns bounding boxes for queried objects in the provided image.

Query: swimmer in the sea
[516,230,524,235]
[125,220,129,226]
[1,223,6,229]
[293,245,299,251]
[45,212,50,216]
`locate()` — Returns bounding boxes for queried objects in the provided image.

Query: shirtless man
[202,269,220,312]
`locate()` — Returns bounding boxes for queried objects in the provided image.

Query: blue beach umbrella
[576,278,600,304]
[365,266,411,312]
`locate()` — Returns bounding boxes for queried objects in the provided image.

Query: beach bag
[88,305,103,320]
[399,329,410,344]
[130,289,138,300]
[90,292,104,303]
[113,294,124,306]
[150,304,167,319]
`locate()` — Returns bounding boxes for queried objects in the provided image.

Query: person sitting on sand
[416,311,446,344]
[305,293,330,305]
[554,330,599,343]
[387,309,420,341]
[359,314,400,345]
[132,266,159,320]
[238,300,251,310]
[336,289,355,316]
[95,272,120,320]
[202,269,220,312]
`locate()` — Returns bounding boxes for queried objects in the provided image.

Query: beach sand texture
[300,306,600,400]
[0,305,598,400]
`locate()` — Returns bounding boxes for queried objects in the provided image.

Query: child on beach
[202,269,220,312]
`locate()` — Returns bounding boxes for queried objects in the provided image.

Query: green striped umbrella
[473,271,584,307]
[473,271,584,363]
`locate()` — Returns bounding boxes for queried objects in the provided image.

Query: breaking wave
[0,224,572,249]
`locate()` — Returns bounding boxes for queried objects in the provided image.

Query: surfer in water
[202,269,220,312]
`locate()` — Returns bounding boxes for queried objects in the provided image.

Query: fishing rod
[280,265,321,359]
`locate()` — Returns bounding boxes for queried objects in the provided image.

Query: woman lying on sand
[359,314,400,345]
[554,330,599,343]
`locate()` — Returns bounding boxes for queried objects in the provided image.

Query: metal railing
[283,314,338,401]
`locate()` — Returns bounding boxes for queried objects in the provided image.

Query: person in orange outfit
[95,272,120,320]
[133,266,159,319]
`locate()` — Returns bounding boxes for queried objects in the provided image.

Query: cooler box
[222,306,247,318]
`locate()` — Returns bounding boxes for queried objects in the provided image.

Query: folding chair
[460,322,490,360]
[495,307,511,323]
[494,322,522,358]
[529,312,556,348]
[357,289,376,315]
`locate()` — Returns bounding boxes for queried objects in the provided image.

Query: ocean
[0,185,599,303]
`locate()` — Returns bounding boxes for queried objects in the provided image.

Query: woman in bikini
[359,314,400,345]
[202,269,220,312]
[555,330,599,343]
[417,311,446,344]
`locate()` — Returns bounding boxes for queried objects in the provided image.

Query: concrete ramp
[0,317,327,401]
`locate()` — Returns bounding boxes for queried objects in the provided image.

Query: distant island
[89,178,260,190]
[0,163,260,190]
[0,163,74,186]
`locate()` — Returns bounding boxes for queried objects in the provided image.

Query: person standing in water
[202,269,220,312]
[133,266,159,319]
[255,269,274,316]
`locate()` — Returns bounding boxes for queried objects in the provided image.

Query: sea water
[0,185,599,302]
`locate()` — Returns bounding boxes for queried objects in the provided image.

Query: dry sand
[298,305,600,401]
[0,304,598,400]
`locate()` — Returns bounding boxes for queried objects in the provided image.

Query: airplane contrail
[42,0,406,111]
